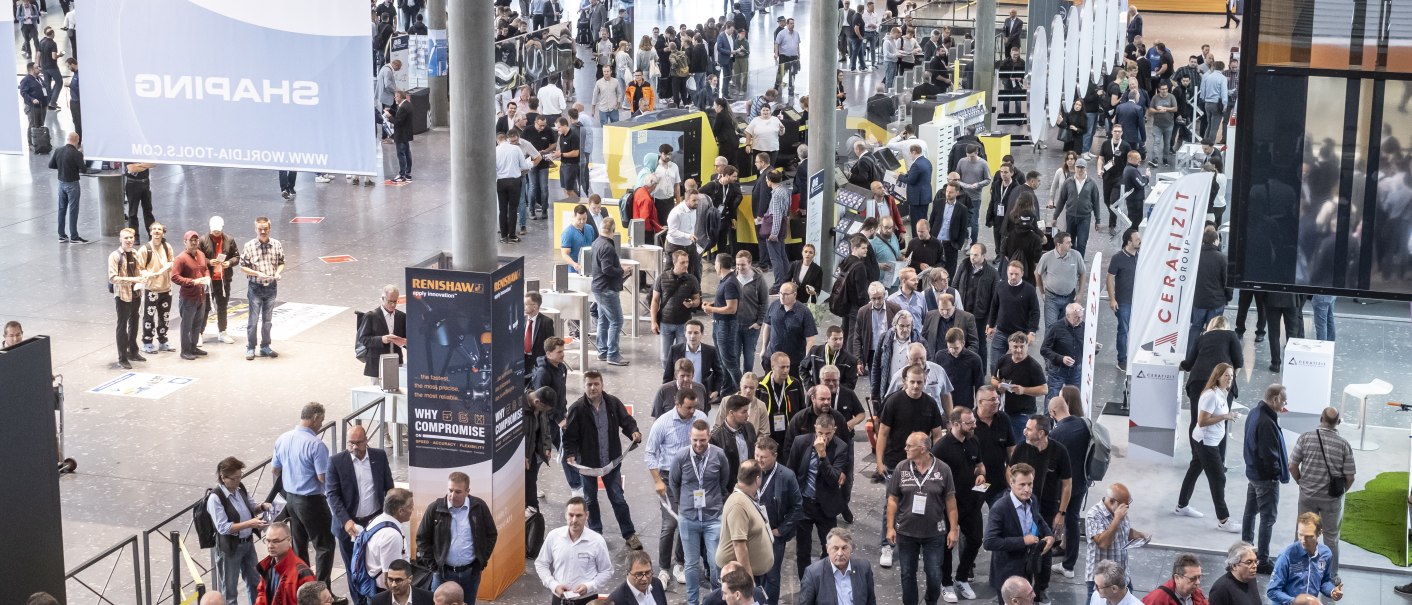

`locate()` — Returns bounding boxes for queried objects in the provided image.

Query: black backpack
[828,260,854,317]
[194,484,246,550]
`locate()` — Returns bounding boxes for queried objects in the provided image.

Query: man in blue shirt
[1267,512,1343,605]
[774,18,802,92]
[271,402,335,585]
[559,203,597,273]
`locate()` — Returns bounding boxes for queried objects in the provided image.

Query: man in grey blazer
[797,528,877,605]
[1051,160,1105,256]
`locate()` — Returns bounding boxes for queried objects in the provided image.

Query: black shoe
[1395,583,1412,595]
[129,352,147,362]
[71,237,90,244]
[1254,333,1265,343]
[1035,590,1051,605]
[1256,560,1274,575]
[59,236,70,243]
[181,353,197,360]
[841,508,854,524]
[1235,329,1245,339]
[118,360,132,369]
[1269,364,1281,373]
[192,348,208,356]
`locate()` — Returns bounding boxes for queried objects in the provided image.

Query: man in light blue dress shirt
[272,402,335,585]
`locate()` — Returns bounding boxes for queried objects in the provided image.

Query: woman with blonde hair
[1173,362,1242,533]
[614,40,633,87]
[1180,314,1242,438]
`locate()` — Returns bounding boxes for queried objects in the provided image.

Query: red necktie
[524,318,533,354]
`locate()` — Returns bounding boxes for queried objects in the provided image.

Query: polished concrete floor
[9,4,1412,605]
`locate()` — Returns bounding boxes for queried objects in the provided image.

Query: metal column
[974,0,998,131]
[807,0,840,280]
[448,1,499,272]
[427,0,449,128]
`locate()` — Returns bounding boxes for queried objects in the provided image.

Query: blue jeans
[1047,365,1081,401]
[988,331,1010,376]
[395,141,412,178]
[849,38,866,70]
[897,534,944,605]
[1043,291,1074,327]
[1187,307,1224,358]
[531,168,549,216]
[1009,413,1030,444]
[519,174,532,228]
[1082,111,1101,154]
[763,537,787,605]
[433,566,483,605]
[213,539,260,605]
[600,109,619,124]
[1312,295,1336,341]
[736,322,760,376]
[246,282,277,350]
[883,62,898,89]
[1070,216,1092,256]
[583,465,637,538]
[659,322,686,369]
[679,516,722,605]
[1243,479,1280,563]
[550,423,583,490]
[593,287,623,361]
[1114,302,1131,366]
[1150,123,1174,165]
[714,317,740,388]
[765,239,790,292]
[966,196,981,243]
[57,180,81,238]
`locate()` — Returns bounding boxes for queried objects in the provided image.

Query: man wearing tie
[797,528,878,605]
[325,425,395,605]
[358,285,406,381]
[523,292,555,382]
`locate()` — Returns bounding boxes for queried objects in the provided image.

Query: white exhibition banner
[89,372,197,400]
[2,1,22,155]
[1028,27,1049,144]
[1081,252,1102,415]
[83,0,377,174]
[1126,173,1212,371]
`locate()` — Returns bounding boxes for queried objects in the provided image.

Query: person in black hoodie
[531,336,581,495]
[1187,227,1230,358]
[834,234,874,343]
[1242,384,1290,573]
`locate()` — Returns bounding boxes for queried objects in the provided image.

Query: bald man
[1001,576,1035,605]
[199,594,228,605]
[433,582,465,605]
[326,424,395,601]
[1082,483,1149,596]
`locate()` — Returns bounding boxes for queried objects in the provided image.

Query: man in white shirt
[665,188,702,280]
[861,1,884,67]
[608,551,667,605]
[534,497,615,605]
[364,489,416,591]
[537,80,566,121]
[494,131,535,243]
[1090,560,1142,605]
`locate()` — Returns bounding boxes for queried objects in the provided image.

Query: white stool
[1341,379,1394,451]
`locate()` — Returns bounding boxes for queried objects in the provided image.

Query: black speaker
[0,336,66,603]
[409,87,431,134]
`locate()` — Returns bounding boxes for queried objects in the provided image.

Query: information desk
[1129,350,1180,462]
[1280,338,1335,437]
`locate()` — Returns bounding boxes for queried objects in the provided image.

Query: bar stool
[1341,379,1393,451]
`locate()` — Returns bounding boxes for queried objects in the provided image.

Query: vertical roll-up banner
[1,1,23,155]
[1081,252,1102,416]
[83,0,376,174]
[405,259,526,599]
[1126,173,1212,370]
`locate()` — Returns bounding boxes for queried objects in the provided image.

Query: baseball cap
[184,230,201,241]
[209,216,224,231]
[1076,159,1089,169]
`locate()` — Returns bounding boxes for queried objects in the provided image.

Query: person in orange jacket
[624,71,655,115]
[255,522,316,605]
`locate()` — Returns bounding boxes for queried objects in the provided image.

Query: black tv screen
[1230,71,1412,301]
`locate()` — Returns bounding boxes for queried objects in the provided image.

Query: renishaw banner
[1,1,22,156]
[84,0,376,174]
[1126,173,1212,370]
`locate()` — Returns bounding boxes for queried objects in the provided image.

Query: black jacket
[198,232,241,284]
[923,308,980,356]
[358,307,407,378]
[849,301,901,366]
[1243,401,1290,483]
[371,588,433,605]
[756,463,804,540]
[49,144,85,182]
[325,448,395,527]
[391,100,414,143]
[928,198,970,245]
[836,254,873,318]
[665,342,727,399]
[709,421,758,487]
[787,433,851,518]
[414,495,498,572]
[530,357,569,423]
[1194,243,1231,309]
[786,261,824,304]
[1039,320,1084,371]
[522,312,555,381]
[1180,329,1243,395]
[591,236,625,291]
[563,393,639,468]
[954,258,998,328]
[757,373,806,445]
[983,490,1052,592]
[688,41,710,73]
[800,343,860,392]
[608,578,668,605]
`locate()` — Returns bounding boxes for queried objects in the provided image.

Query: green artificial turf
[1341,471,1411,567]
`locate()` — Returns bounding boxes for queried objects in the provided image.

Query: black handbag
[1315,430,1348,498]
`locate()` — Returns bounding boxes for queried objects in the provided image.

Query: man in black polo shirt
[932,405,986,602]
[874,364,946,569]
[1007,416,1071,605]
[934,328,985,410]
[522,115,556,221]
[992,332,1047,443]
[972,385,1014,505]
[552,116,581,198]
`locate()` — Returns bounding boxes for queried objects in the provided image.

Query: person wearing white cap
[199,216,240,344]
[1051,159,1103,256]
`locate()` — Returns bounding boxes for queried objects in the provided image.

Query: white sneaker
[879,544,894,568]
[537,489,546,499]
[1216,519,1242,533]
[672,563,686,584]
[314,174,333,183]
[570,487,585,499]
[943,586,959,603]
[1173,505,1206,518]
[1052,562,1075,578]
[956,581,976,600]
[658,569,673,588]
[218,332,235,344]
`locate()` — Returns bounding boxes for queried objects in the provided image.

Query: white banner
[1081,252,1102,415]
[1126,173,1212,371]
[2,1,22,155]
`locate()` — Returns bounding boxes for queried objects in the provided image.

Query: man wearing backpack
[351,489,416,601]
[327,425,397,603]
[256,521,316,605]
[207,456,272,604]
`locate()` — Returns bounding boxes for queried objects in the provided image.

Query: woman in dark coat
[1179,314,1243,446]
[1002,191,1045,284]
[1058,99,1088,153]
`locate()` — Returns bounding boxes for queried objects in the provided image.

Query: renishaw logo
[134,75,319,105]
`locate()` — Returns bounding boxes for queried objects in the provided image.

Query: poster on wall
[404,259,526,598]
[83,0,377,174]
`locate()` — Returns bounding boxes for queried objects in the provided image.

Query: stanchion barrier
[64,534,142,605]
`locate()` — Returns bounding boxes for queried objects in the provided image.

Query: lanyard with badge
[691,451,707,514]
[765,378,790,433]
[909,459,939,517]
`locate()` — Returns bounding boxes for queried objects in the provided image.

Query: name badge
[911,492,927,515]
[772,414,786,432]
[693,489,706,509]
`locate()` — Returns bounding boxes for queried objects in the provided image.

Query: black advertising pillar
[0,336,66,603]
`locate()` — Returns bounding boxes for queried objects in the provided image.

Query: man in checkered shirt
[239,216,285,361]
[1083,483,1151,599]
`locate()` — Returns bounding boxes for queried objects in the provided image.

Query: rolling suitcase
[30,126,52,154]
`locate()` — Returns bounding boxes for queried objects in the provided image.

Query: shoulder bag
[1314,429,1347,497]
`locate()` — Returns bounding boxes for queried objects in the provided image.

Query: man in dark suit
[754,436,802,605]
[522,292,555,382]
[370,559,433,605]
[388,89,414,182]
[1002,9,1024,55]
[923,293,980,356]
[929,180,971,280]
[849,285,901,373]
[982,463,1054,601]
[710,395,758,488]
[665,319,727,402]
[608,550,668,604]
[715,23,737,99]
[797,527,877,605]
[787,414,851,579]
[325,425,395,604]
[357,285,407,380]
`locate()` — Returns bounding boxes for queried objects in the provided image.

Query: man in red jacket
[256,522,316,605]
[170,231,211,361]
[1141,553,1209,605]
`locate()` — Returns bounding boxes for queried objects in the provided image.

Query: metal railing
[65,535,142,605]
[173,533,207,605]
[342,396,392,452]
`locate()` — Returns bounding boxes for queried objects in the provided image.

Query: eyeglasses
[628,570,653,578]
[264,536,288,545]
